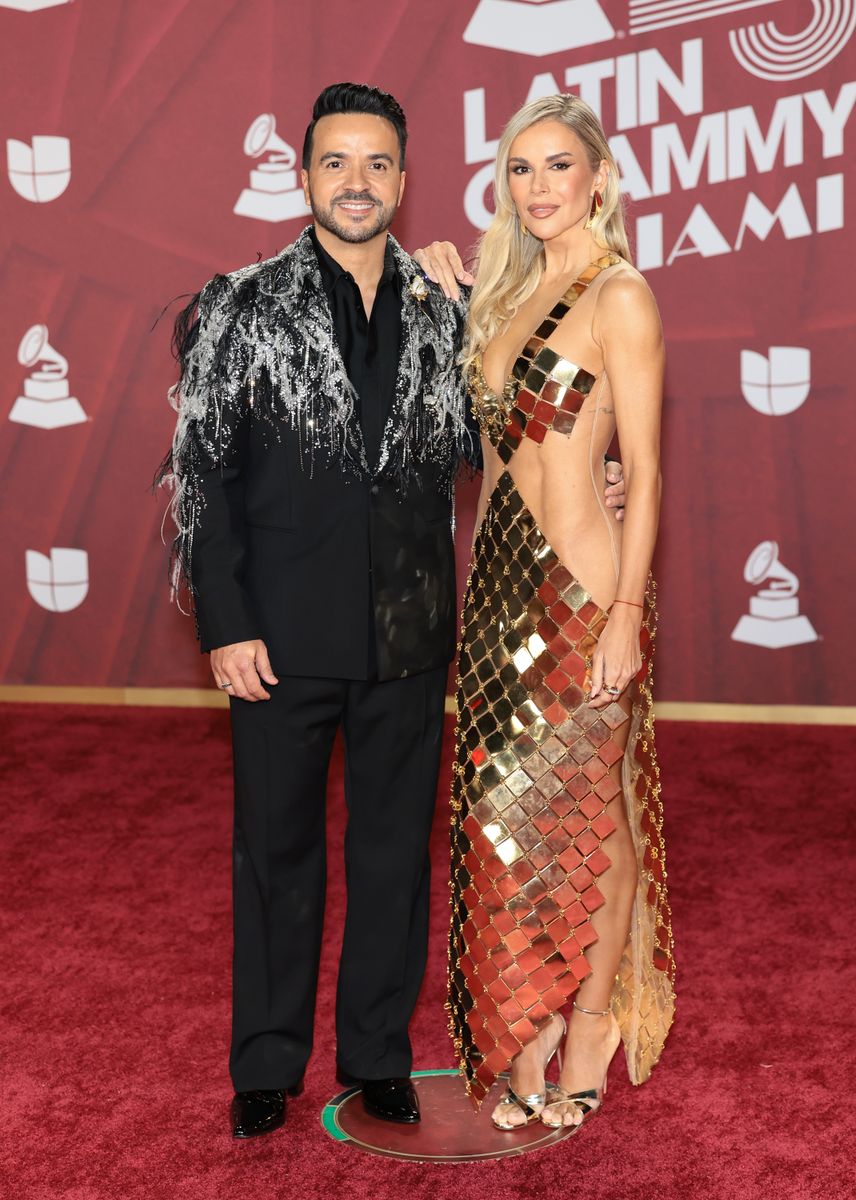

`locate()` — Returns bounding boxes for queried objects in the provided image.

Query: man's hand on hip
[211,640,278,702]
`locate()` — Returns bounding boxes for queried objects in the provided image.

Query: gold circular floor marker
[321,1070,578,1162]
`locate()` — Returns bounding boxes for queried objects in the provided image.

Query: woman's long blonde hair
[463,94,630,371]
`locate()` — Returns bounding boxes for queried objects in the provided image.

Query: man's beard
[309,189,398,244]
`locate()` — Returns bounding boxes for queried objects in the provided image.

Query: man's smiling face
[301,113,406,245]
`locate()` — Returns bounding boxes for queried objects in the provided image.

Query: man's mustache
[334,192,382,207]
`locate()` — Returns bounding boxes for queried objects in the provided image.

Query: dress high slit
[447,254,676,1106]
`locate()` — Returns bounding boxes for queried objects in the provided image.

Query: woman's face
[507,119,605,242]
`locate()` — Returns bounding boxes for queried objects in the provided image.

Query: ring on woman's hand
[605,685,621,695]
[219,682,234,690]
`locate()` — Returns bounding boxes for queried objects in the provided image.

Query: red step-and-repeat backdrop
[0,0,853,703]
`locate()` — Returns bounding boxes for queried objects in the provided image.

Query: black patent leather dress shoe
[360,1077,420,1124]
[231,1087,299,1139]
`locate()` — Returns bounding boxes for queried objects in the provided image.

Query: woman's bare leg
[548,692,637,1124]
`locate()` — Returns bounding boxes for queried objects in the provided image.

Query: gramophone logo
[0,0,70,8]
[6,135,71,202]
[233,114,311,223]
[740,347,811,416]
[9,325,87,430]
[26,548,89,613]
[463,0,614,56]
[731,541,818,649]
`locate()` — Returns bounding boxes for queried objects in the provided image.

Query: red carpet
[1,704,852,1200]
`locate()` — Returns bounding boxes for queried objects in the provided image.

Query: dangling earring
[585,190,603,230]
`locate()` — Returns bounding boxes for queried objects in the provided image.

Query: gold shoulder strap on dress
[566,252,622,302]
[514,253,621,381]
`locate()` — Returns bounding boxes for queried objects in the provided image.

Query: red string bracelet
[613,599,644,609]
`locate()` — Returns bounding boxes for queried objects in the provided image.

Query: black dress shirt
[309,228,404,675]
[310,227,402,468]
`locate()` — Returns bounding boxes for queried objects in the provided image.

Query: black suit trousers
[227,666,447,1091]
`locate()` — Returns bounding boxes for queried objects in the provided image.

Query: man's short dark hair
[302,82,408,170]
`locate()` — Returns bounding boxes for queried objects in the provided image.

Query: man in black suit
[162,82,626,1139]
[162,83,472,1138]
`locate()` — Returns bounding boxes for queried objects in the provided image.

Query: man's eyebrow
[318,151,395,163]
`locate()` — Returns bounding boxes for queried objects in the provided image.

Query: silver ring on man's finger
[605,685,622,695]
[219,682,234,690]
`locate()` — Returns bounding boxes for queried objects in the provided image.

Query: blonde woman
[444,95,676,1132]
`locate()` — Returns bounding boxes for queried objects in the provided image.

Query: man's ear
[301,168,310,206]
[398,170,406,206]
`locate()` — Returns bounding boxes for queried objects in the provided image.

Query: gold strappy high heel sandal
[540,1001,621,1130]
[492,1013,567,1131]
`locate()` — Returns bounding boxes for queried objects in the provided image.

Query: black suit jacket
[166,229,471,682]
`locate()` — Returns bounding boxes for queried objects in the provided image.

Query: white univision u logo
[463,0,614,56]
[7,136,71,202]
[26,548,89,613]
[740,347,810,416]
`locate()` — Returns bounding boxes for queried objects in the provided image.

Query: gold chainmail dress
[448,255,676,1106]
